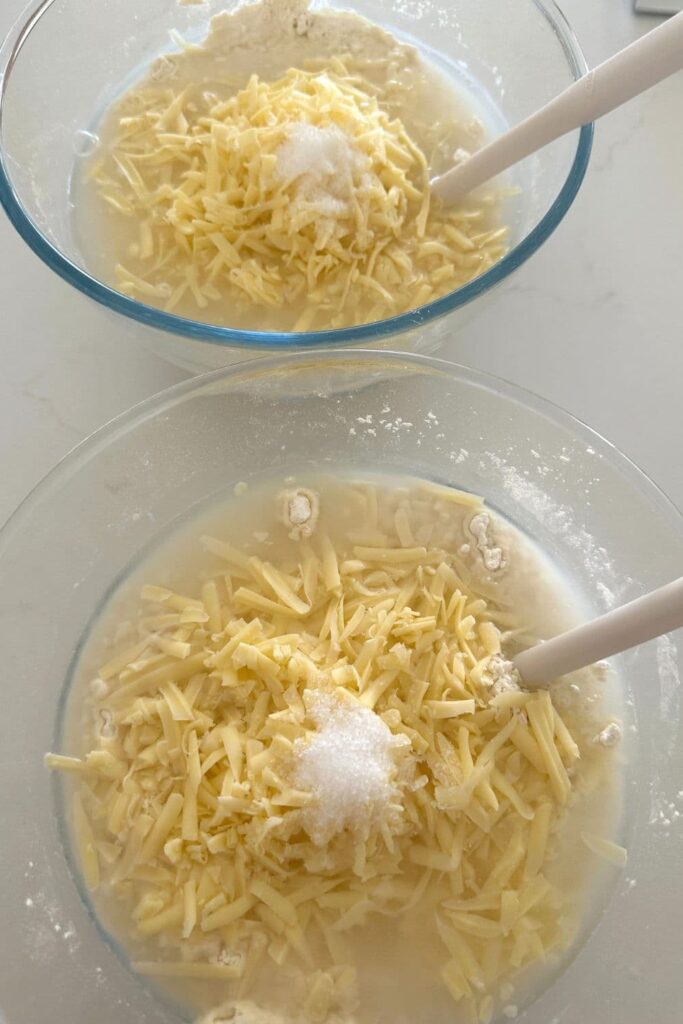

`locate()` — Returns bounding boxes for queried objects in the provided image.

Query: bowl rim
[0,0,592,350]
[1,348,680,553]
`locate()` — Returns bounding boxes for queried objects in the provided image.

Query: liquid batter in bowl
[72,0,509,332]
[48,474,624,1024]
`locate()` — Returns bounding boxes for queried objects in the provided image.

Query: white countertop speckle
[1,0,682,527]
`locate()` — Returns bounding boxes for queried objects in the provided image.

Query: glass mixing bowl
[0,350,681,1024]
[0,0,592,369]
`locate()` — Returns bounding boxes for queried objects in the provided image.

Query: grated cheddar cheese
[88,61,508,331]
[46,480,620,1024]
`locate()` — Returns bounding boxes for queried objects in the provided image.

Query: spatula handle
[513,576,683,687]
[432,12,683,201]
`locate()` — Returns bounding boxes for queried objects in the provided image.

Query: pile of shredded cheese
[90,61,508,330]
[47,482,624,1024]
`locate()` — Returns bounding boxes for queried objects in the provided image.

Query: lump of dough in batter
[197,1001,358,1024]
[279,487,320,540]
[198,1001,283,1024]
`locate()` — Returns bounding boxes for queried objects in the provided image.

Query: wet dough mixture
[47,478,623,1024]
[78,0,508,330]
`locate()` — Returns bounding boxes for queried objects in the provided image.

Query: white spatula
[513,576,683,687]
[432,12,683,203]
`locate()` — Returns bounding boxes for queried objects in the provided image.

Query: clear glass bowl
[0,0,592,368]
[0,350,681,1024]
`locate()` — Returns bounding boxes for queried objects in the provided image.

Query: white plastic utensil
[432,12,683,202]
[513,576,683,687]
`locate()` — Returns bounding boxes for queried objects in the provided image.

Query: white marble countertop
[1,0,682,528]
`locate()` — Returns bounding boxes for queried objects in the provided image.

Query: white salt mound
[276,123,363,216]
[293,691,408,844]
[277,123,349,182]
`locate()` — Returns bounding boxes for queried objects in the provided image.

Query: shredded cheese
[581,831,628,867]
[47,481,607,1023]
[91,62,507,330]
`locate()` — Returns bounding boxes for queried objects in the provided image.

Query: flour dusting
[481,452,627,606]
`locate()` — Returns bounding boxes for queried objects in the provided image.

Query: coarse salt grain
[293,690,409,844]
